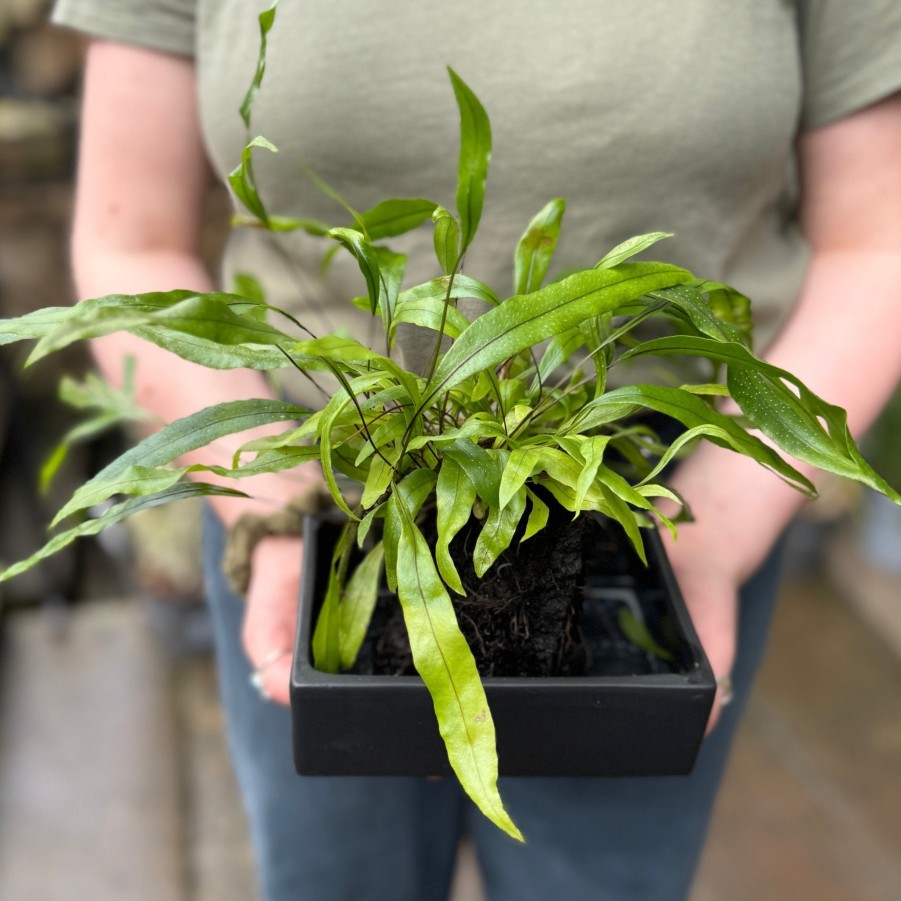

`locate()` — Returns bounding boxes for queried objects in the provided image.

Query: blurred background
[0,4,900,899]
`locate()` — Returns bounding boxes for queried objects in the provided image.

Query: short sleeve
[799,0,901,129]
[51,0,196,57]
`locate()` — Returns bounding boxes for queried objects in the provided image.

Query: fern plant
[1,4,898,840]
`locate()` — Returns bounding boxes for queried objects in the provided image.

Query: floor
[0,527,899,901]
[693,569,901,901]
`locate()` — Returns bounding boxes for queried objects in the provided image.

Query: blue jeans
[203,508,783,901]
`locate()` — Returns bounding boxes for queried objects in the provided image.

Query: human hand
[658,442,799,736]
[661,530,738,736]
[242,534,304,706]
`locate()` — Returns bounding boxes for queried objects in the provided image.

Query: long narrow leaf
[232,213,332,236]
[2,287,302,365]
[435,456,477,594]
[328,227,382,315]
[595,232,672,270]
[288,336,422,411]
[596,484,647,564]
[514,198,565,295]
[357,502,385,548]
[522,488,549,541]
[621,335,901,501]
[339,541,385,669]
[382,469,437,591]
[79,447,318,502]
[618,608,676,663]
[375,247,406,334]
[130,327,288,371]
[448,68,492,253]
[317,393,358,518]
[532,327,584,390]
[358,198,437,240]
[0,484,246,584]
[392,296,470,340]
[649,285,746,344]
[423,264,690,410]
[569,383,815,494]
[473,485,527,577]
[51,444,316,541]
[572,436,611,512]
[224,445,321,477]
[289,334,385,367]
[228,135,278,224]
[391,488,522,841]
[28,294,298,366]
[698,280,754,346]
[529,447,610,512]
[312,521,356,674]
[729,367,901,501]
[239,1,278,129]
[0,291,190,346]
[355,415,407,466]
[0,303,120,346]
[398,274,500,309]
[361,454,396,508]
[53,465,191,525]
[433,206,462,275]
[69,400,307,515]
[441,440,503,509]
[498,447,540,509]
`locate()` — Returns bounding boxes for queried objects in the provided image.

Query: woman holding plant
[44,0,901,898]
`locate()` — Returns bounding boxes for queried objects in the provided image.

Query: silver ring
[716,675,734,707]
[249,648,290,701]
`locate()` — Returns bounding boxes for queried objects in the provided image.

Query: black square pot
[290,514,715,778]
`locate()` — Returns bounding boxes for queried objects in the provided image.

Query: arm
[74,41,308,702]
[664,92,901,730]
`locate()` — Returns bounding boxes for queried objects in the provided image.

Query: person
[50,1,901,898]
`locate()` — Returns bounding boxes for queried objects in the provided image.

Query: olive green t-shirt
[53,0,901,395]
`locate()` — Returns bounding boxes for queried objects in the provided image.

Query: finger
[703,640,735,736]
[257,653,293,706]
[246,640,294,707]
[243,590,296,675]
[704,671,735,735]
[242,535,303,707]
